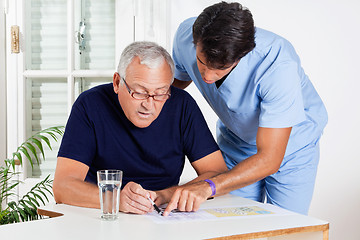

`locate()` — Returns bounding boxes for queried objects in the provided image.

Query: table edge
[205,223,330,240]
[37,208,64,218]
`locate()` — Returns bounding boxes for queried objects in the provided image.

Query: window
[6,0,169,179]
[23,0,117,177]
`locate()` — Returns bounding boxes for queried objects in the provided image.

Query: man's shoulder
[175,17,196,41]
[169,86,194,103]
[165,86,199,113]
[180,17,196,27]
[254,28,296,57]
[77,83,113,102]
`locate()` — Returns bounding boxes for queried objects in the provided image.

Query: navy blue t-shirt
[58,83,219,191]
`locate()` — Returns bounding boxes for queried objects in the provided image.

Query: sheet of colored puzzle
[146,204,289,223]
[204,206,273,217]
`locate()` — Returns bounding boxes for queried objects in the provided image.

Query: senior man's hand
[119,182,156,214]
[162,181,212,216]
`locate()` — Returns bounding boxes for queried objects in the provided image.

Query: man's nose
[141,96,155,109]
[203,69,217,81]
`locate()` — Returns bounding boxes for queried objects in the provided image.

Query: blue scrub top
[173,17,328,165]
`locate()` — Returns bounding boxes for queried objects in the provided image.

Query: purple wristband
[204,179,216,196]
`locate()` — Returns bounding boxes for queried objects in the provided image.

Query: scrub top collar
[215,63,238,89]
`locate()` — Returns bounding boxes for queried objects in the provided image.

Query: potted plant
[0,126,64,225]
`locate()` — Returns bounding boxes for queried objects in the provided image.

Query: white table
[1,195,329,240]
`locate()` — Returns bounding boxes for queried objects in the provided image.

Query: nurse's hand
[162,181,212,216]
[119,182,156,214]
[154,188,175,207]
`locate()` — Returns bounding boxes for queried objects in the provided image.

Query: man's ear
[113,72,120,94]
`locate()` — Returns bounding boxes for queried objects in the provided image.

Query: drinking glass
[97,170,123,220]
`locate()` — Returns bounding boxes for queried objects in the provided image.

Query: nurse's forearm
[209,127,291,196]
[210,153,279,196]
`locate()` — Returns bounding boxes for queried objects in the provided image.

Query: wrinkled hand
[119,182,156,214]
[162,181,212,216]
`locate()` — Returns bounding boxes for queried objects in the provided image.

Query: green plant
[0,126,64,225]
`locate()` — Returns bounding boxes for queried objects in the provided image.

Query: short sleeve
[172,19,193,82]
[57,95,96,166]
[181,95,219,162]
[259,62,306,128]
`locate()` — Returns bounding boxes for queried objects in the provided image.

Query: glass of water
[97,170,123,220]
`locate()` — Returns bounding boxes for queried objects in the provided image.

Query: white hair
[117,41,174,83]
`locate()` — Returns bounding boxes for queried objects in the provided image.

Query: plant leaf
[29,138,45,160]
[46,131,58,142]
[1,126,64,225]
[18,147,33,169]
[34,189,49,202]
[24,142,40,165]
[23,199,37,210]
[19,201,34,221]
[25,195,40,207]
[42,185,53,196]
[16,206,27,222]
[14,152,23,166]
[10,211,19,223]
[3,181,20,193]
[31,192,46,205]
[36,135,52,151]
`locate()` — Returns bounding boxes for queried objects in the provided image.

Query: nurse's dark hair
[193,1,256,69]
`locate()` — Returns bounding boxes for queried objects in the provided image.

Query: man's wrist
[204,179,216,196]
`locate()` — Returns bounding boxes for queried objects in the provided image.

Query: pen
[147,197,163,216]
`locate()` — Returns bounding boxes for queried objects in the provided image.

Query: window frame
[5,0,170,180]
[5,0,134,180]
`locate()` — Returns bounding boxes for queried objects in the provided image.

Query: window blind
[27,0,67,70]
[81,0,115,69]
[26,0,116,177]
[26,0,67,177]
[27,78,68,177]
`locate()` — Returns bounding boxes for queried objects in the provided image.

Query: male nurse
[164,2,327,216]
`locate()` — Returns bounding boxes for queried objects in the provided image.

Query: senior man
[53,41,227,214]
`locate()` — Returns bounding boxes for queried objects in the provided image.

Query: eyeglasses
[121,77,171,101]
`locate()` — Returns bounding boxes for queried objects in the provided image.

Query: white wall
[173,1,360,240]
[0,0,6,167]
[2,1,359,238]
